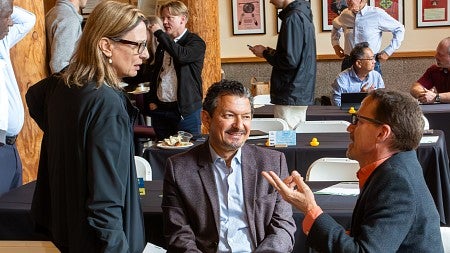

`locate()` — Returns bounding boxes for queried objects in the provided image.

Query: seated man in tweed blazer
[264,89,444,252]
[162,80,296,252]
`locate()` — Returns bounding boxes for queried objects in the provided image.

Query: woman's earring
[108,58,113,64]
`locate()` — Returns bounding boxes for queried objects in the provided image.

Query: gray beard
[224,140,245,151]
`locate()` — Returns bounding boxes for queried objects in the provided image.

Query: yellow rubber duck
[348,106,356,114]
[310,137,319,147]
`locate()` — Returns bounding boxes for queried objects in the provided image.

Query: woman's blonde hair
[146,15,163,64]
[63,0,146,89]
[147,15,163,28]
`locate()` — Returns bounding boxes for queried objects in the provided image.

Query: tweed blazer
[162,142,296,252]
[307,150,444,252]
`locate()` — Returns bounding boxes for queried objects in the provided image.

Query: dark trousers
[342,55,382,75]
[150,107,201,141]
[0,143,22,197]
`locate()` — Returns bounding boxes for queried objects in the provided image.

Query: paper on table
[314,182,360,196]
[420,136,439,144]
[248,135,269,140]
[143,242,166,253]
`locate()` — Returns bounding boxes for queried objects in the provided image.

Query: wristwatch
[435,93,441,103]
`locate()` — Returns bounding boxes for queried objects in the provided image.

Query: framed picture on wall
[321,0,347,31]
[369,0,404,24]
[417,0,450,27]
[232,0,266,35]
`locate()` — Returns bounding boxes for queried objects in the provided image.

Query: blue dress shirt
[331,67,385,106]
[331,5,404,56]
[0,7,35,141]
[210,146,253,252]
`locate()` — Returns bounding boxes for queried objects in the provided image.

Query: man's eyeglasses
[108,37,147,54]
[351,114,385,125]
[359,56,376,61]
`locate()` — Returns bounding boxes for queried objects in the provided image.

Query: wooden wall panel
[180,0,221,95]
[11,0,47,183]
[43,0,56,13]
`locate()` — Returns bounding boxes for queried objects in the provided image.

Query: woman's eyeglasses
[108,37,147,54]
[351,114,385,125]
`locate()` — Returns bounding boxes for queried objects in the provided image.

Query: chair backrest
[441,226,450,253]
[306,157,360,181]
[253,94,272,105]
[134,156,152,181]
[251,118,289,132]
[422,114,430,130]
[296,120,350,133]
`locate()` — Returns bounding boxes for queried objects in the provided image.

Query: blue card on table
[269,130,296,146]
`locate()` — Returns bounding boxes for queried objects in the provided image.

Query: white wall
[219,1,448,58]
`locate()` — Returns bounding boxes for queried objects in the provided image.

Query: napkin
[314,182,360,196]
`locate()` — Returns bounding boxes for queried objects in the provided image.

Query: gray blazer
[162,142,296,252]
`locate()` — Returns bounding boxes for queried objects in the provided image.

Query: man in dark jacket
[263,89,444,252]
[145,0,206,140]
[250,0,316,130]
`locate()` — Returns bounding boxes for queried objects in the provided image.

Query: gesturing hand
[261,170,318,214]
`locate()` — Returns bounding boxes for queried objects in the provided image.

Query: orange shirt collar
[356,156,392,189]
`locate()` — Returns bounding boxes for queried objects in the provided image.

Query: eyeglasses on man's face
[359,55,376,61]
[351,114,385,125]
[108,37,147,54]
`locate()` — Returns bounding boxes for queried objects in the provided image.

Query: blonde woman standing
[26,1,149,252]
